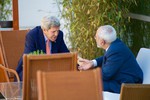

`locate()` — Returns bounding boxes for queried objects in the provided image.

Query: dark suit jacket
[16,26,69,81]
[95,38,143,93]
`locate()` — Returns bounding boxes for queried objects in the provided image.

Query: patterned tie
[46,40,51,54]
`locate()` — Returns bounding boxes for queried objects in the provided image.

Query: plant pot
[0,21,13,28]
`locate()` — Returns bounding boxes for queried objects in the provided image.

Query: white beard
[97,44,102,48]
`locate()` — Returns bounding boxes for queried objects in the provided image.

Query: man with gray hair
[16,16,69,81]
[78,25,143,93]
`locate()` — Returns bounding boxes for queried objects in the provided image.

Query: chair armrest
[0,64,20,82]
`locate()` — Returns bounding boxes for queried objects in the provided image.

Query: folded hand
[77,58,93,70]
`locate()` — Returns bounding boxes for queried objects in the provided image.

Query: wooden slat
[12,0,19,30]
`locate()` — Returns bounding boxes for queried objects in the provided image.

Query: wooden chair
[37,68,103,100]
[0,30,27,80]
[23,52,77,100]
[120,84,150,100]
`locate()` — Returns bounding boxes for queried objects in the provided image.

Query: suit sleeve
[16,30,37,81]
[95,56,103,66]
[24,32,37,54]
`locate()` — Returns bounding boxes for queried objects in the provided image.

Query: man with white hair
[16,16,69,81]
[78,25,143,93]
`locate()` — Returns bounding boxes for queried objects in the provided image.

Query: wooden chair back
[120,84,150,100]
[37,68,103,100]
[23,53,77,100]
[0,30,27,78]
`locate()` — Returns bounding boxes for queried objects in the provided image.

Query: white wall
[18,0,70,47]
[19,0,61,28]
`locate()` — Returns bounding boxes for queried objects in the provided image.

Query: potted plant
[0,0,12,28]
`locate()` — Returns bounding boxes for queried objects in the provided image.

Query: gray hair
[97,25,117,43]
[41,16,60,30]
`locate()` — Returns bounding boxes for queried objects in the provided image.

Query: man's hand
[77,58,94,70]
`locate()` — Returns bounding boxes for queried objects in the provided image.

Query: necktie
[46,40,51,54]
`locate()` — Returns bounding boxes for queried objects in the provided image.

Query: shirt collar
[106,46,110,51]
